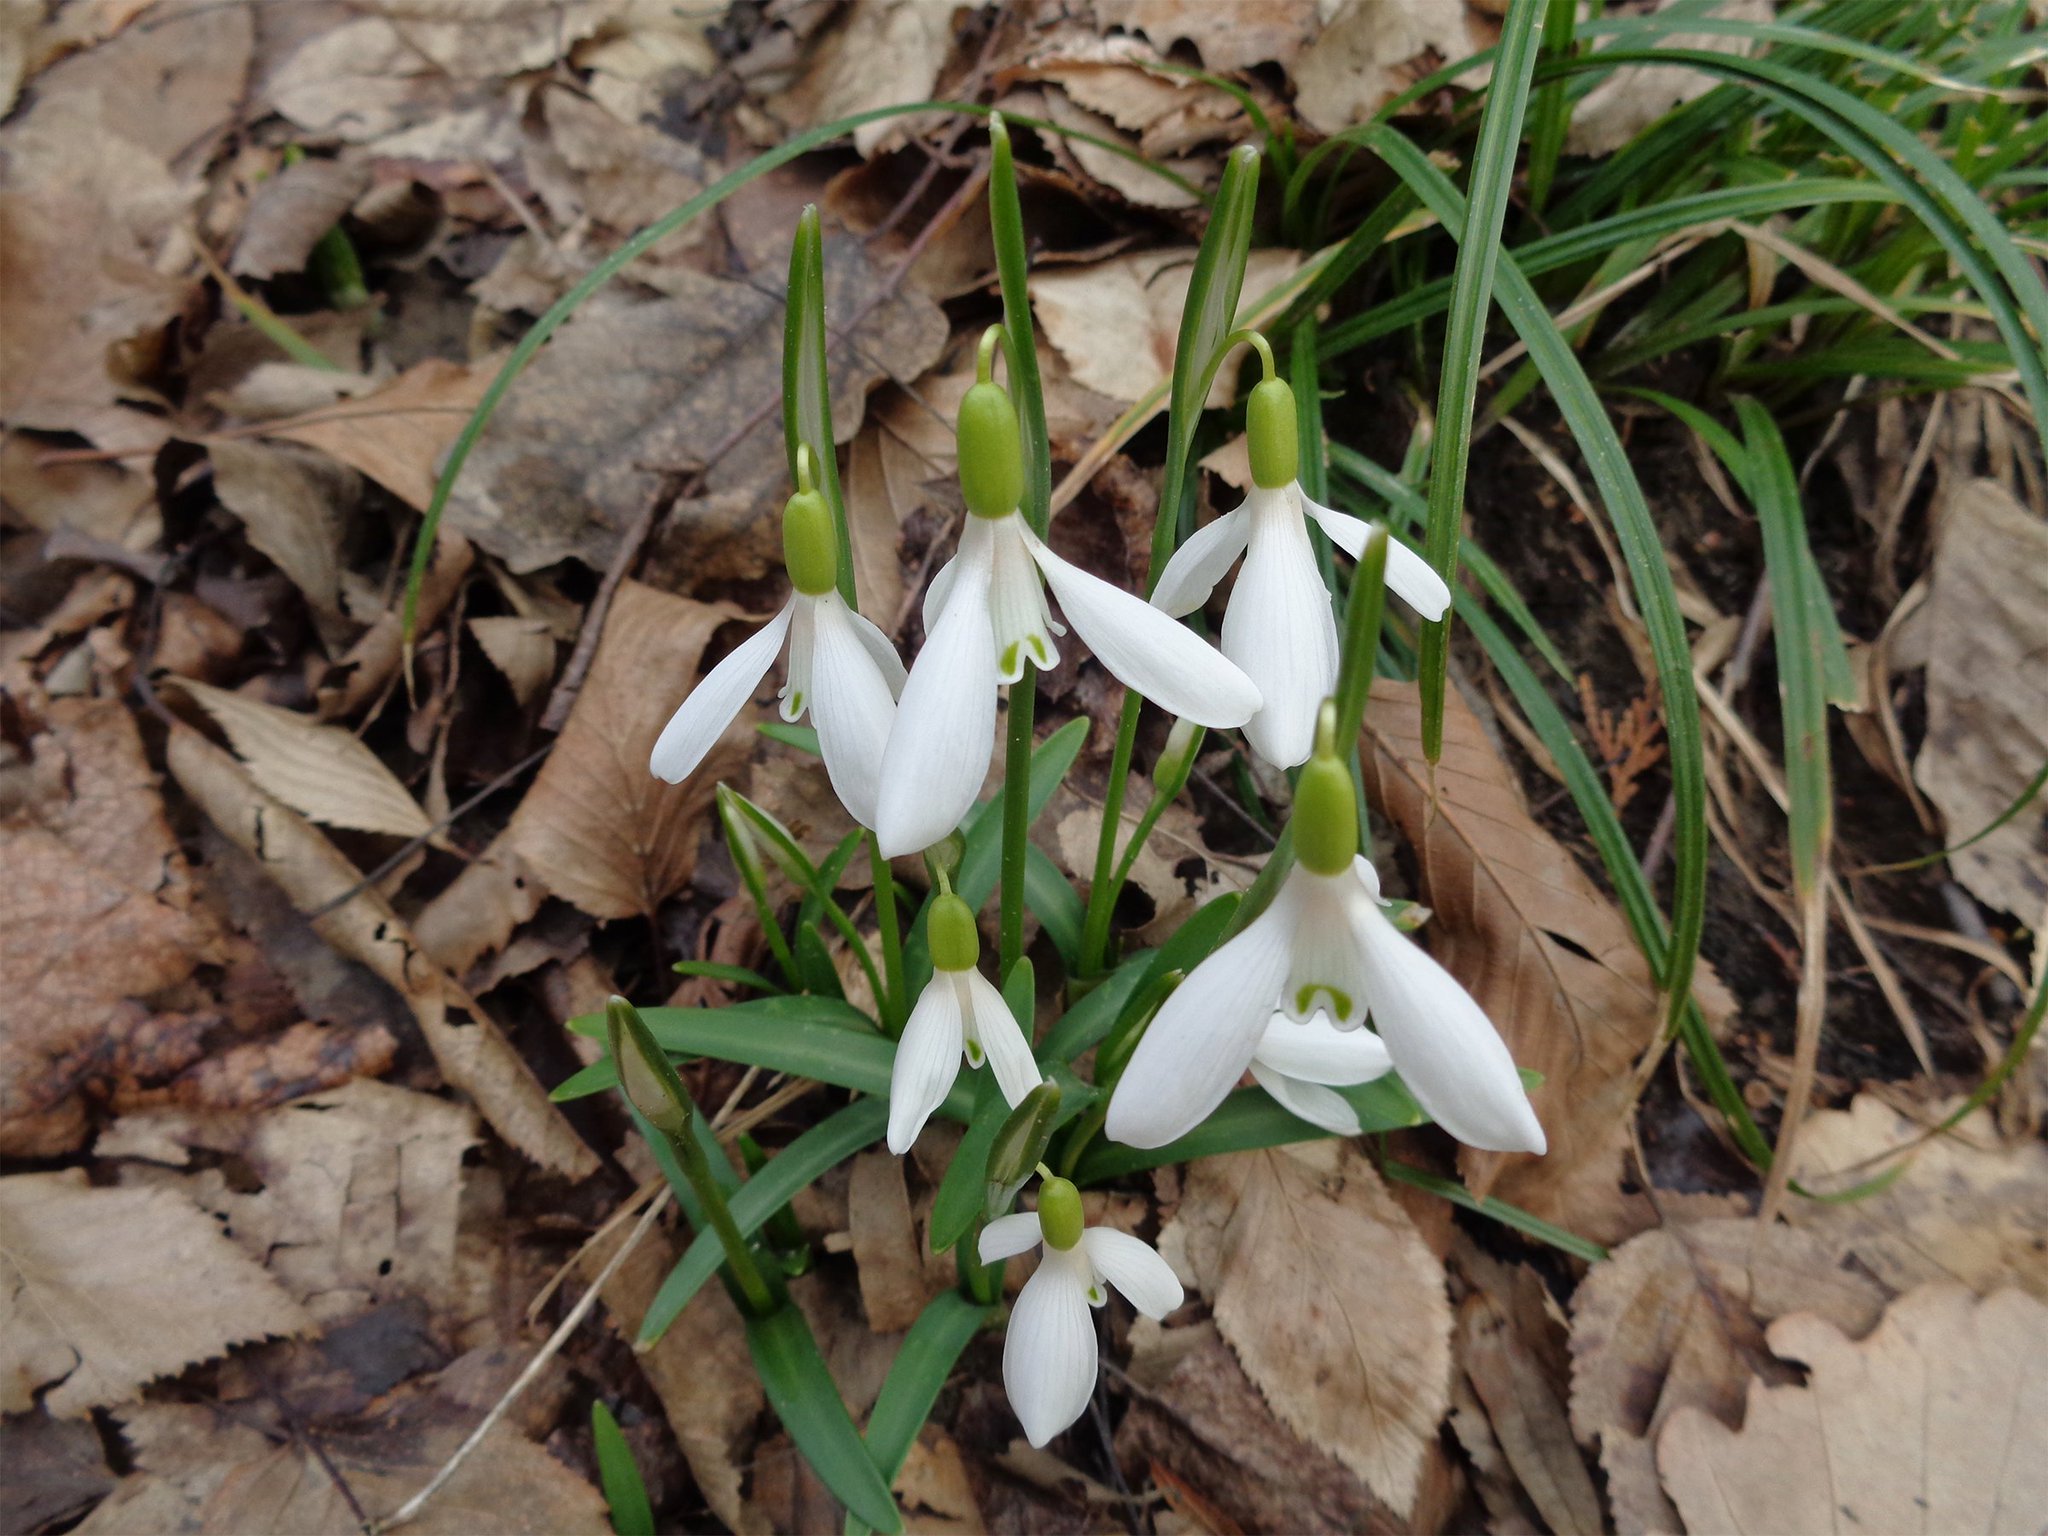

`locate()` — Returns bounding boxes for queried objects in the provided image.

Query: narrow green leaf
[989,116,1052,537]
[759,721,822,755]
[1380,1159,1607,1263]
[746,1306,902,1533]
[955,716,1088,910]
[672,960,784,994]
[590,1401,655,1536]
[1072,1080,1429,1181]
[927,1076,1009,1254]
[783,204,856,607]
[844,1293,994,1536]
[1525,0,1579,215]
[1022,843,1084,963]
[1039,950,1154,1064]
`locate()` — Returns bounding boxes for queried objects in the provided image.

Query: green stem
[653,1123,778,1318]
[1079,691,1143,976]
[957,1217,1001,1306]
[1332,527,1392,756]
[868,833,906,1036]
[998,667,1037,977]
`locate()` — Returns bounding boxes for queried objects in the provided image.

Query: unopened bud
[606,996,690,1137]
[1155,717,1202,795]
[985,1081,1061,1218]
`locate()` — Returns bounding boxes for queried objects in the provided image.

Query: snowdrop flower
[1106,707,1544,1155]
[1151,361,1452,768]
[1249,1008,1394,1136]
[979,1175,1183,1447]
[650,456,903,828]
[875,355,1260,856]
[886,889,1043,1153]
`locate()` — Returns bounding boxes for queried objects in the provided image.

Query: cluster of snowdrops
[625,317,1546,1450]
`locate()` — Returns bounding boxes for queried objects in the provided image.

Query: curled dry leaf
[1166,1142,1453,1515]
[173,678,432,841]
[1361,679,1735,1242]
[1657,1283,2048,1535]
[1101,0,1322,73]
[768,0,953,157]
[165,722,596,1179]
[1910,477,2048,922]
[0,1169,307,1418]
[1568,1217,1889,1535]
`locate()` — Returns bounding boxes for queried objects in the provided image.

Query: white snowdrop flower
[1249,1008,1394,1136]
[1150,368,1452,768]
[649,464,903,829]
[886,890,1043,1154]
[874,368,1260,857]
[1105,708,1543,1155]
[978,1175,1183,1448]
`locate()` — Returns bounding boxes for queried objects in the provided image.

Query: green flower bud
[1154,718,1202,797]
[984,1081,1062,1219]
[1294,702,1359,876]
[957,380,1024,520]
[781,487,838,595]
[606,996,691,1137]
[1036,1174,1085,1252]
[1246,376,1299,490]
[928,892,980,973]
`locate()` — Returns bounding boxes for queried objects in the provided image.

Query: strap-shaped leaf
[1072,1080,1428,1182]
[844,1292,994,1536]
[590,1400,655,1536]
[746,1304,902,1533]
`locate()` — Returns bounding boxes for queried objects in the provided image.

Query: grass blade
[590,1401,655,1536]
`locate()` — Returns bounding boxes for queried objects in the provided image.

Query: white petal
[1002,1248,1098,1448]
[1081,1228,1184,1319]
[1105,884,1299,1147]
[779,598,815,723]
[1351,886,1547,1154]
[922,554,959,637]
[1253,1009,1393,1086]
[1278,867,1376,1027]
[987,517,1063,682]
[1020,525,1260,729]
[649,603,793,783]
[1150,504,1250,618]
[978,1211,1045,1263]
[1300,495,1452,622]
[843,604,908,698]
[874,547,999,858]
[805,595,898,829]
[887,973,966,1154]
[1224,490,1338,768]
[1250,1061,1363,1136]
[960,968,1044,1109]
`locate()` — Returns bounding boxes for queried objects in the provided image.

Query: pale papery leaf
[262,357,491,513]
[207,439,358,617]
[1290,0,1492,135]
[467,615,558,708]
[848,1149,931,1334]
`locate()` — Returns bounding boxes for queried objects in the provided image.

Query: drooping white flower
[886,890,1042,1153]
[1248,1008,1394,1136]
[1105,710,1543,1156]
[979,1176,1183,1448]
[1151,372,1451,768]
[874,374,1260,857]
[650,476,903,828]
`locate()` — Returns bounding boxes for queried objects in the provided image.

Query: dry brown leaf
[1362,679,1734,1241]
[263,358,492,514]
[894,1427,984,1534]
[1036,86,1208,211]
[1911,477,2048,922]
[314,529,474,720]
[848,1149,930,1334]
[1102,0,1321,73]
[0,1169,307,1418]
[1566,0,1769,157]
[524,83,707,264]
[1166,1142,1452,1515]
[1657,1283,2048,1534]
[1032,248,1303,408]
[0,1408,114,1535]
[207,438,358,617]
[770,0,953,157]
[468,615,557,707]
[1787,1094,2048,1300]
[412,845,547,977]
[97,1079,477,1325]
[173,679,432,840]
[0,436,156,545]
[504,581,738,921]
[1292,0,1490,136]
[571,0,716,126]
[165,722,596,1179]
[1568,1217,1889,1534]
[231,154,370,280]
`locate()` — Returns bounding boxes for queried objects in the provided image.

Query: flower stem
[998,664,1037,977]
[654,1118,780,1317]
[1332,524,1391,753]
[1079,690,1142,976]
[868,832,906,1036]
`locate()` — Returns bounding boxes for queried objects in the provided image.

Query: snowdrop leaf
[745,1305,901,1533]
[1075,1082,1425,1182]
[846,1292,995,1536]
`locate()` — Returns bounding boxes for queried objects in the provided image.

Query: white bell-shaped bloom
[1151,373,1451,768]
[978,1177,1183,1447]
[886,891,1042,1153]
[1248,1008,1394,1137]
[650,478,903,829]
[875,374,1259,857]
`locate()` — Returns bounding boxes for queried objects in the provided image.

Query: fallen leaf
[1786,1094,2048,1300]
[1568,1217,1888,1534]
[1362,679,1735,1241]
[1102,0,1321,73]
[571,0,717,126]
[1026,33,1251,159]
[262,358,492,514]
[0,1409,114,1535]
[1165,1142,1452,1515]
[503,581,739,922]
[1035,85,1208,211]
[314,529,474,720]
[1911,477,2048,922]
[1292,0,1490,137]
[115,1019,400,1120]
[770,0,953,157]
[0,435,156,545]
[231,153,371,280]
[1657,1283,2048,1534]
[894,1427,984,1534]
[97,1079,477,1325]
[173,678,432,840]
[0,1169,307,1417]
[411,845,547,977]
[1566,0,1769,157]
[207,439,359,618]
[523,83,708,264]
[468,615,557,707]
[848,1149,930,1334]
[1031,248,1303,407]
[165,721,596,1179]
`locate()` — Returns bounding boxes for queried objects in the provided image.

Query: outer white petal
[843,604,908,698]
[1019,525,1260,729]
[1105,884,1299,1148]
[1252,1010,1393,1086]
[1002,1247,1099,1448]
[875,546,999,857]
[649,602,793,783]
[978,1211,1045,1263]
[1300,495,1452,622]
[1250,1061,1363,1136]
[1081,1228,1184,1319]
[1224,489,1338,768]
[922,554,960,636]
[887,973,966,1154]
[806,594,898,829]
[1350,880,1548,1154]
[1150,504,1250,618]
[960,968,1044,1109]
